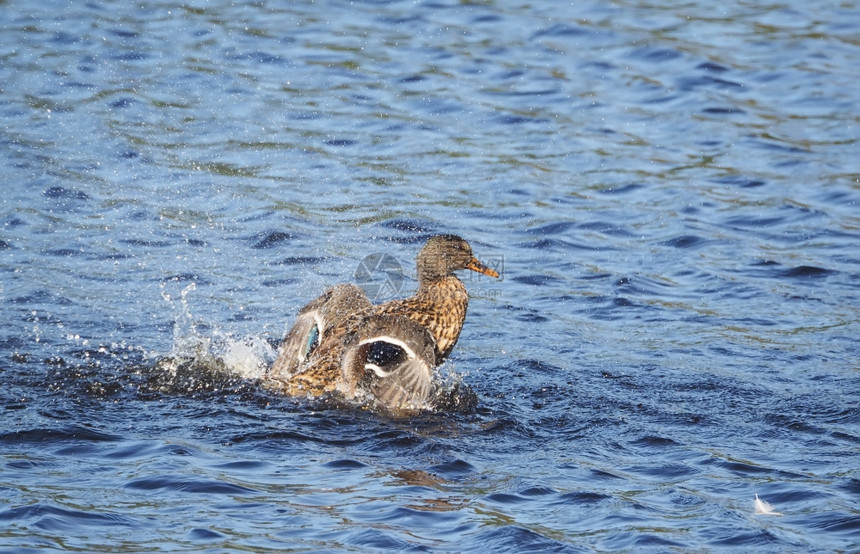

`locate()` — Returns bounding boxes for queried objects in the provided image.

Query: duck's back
[268,284,371,391]
[376,275,468,363]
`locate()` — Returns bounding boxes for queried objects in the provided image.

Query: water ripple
[124,476,257,495]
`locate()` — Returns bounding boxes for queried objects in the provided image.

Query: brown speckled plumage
[375,275,467,362]
[268,284,371,387]
[267,284,371,397]
[375,234,498,363]
[265,235,498,408]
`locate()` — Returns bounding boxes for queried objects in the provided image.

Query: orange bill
[466,257,499,278]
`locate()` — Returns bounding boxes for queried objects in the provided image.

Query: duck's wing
[340,314,437,411]
[269,284,371,380]
[268,308,320,380]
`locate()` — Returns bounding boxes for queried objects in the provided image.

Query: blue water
[2,0,859,551]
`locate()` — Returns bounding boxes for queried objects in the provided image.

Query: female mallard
[266,235,498,410]
[266,284,437,411]
[375,234,498,363]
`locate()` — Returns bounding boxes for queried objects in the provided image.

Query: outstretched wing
[341,314,437,410]
[269,284,371,381]
[269,309,322,380]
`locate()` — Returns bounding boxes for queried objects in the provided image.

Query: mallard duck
[266,284,436,410]
[375,234,499,363]
[266,235,498,410]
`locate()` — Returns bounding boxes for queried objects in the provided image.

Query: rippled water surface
[2,0,859,551]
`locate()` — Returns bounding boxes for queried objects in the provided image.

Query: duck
[374,234,499,363]
[266,235,498,410]
[266,284,436,410]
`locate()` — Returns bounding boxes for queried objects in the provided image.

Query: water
[2,0,858,550]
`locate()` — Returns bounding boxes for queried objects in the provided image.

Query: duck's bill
[466,258,499,278]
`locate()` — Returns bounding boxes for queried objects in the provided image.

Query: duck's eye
[365,341,406,368]
[304,323,320,357]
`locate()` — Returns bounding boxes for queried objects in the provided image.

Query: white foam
[160,281,276,379]
[219,335,277,379]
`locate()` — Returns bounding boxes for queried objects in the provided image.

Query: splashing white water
[218,335,277,379]
[160,281,276,379]
[161,282,205,358]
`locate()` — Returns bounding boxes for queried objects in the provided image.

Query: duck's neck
[415,274,468,306]
[411,274,468,361]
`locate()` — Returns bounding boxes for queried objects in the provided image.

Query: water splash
[153,282,471,412]
[158,282,276,380]
[219,335,277,380]
[427,365,479,414]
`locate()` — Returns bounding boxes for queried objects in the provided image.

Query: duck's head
[416,234,499,281]
[341,314,437,412]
